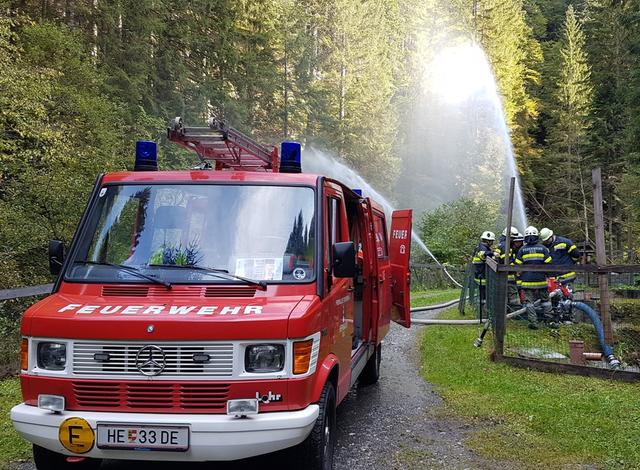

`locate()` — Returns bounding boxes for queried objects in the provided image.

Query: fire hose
[410,288,621,368]
[566,301,620,368]
[410,300,525,326]
[472,306,527,346]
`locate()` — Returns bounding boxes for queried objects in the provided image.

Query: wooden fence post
[592,168,613,344]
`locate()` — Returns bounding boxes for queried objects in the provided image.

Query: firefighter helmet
[540,227,554,242]
[481,231,496,241]
[524,226,539,244]
[502,226,519,237]
[513,232,524,242]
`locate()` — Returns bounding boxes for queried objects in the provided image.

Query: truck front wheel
[297,380,336,470]
[33,445,102,470]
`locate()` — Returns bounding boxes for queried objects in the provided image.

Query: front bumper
[11,403,319,462]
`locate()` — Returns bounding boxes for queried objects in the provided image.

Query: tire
[358,343,381,386]
[33,445,102,470]
[297,381,336,470]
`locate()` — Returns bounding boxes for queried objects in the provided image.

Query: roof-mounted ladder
[167,117,279,172]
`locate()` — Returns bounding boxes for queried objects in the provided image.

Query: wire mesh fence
[487,259,640,380]
[410,264,465,291]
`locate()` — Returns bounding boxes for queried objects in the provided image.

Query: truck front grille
[72,380,230,411]
[72,341,234,378]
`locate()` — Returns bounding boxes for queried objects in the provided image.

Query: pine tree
[547,4,594,242]
[583,0,637,257]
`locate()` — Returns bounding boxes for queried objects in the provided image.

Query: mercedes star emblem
[135,345,166,376]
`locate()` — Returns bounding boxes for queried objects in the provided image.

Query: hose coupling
[606,354,621,369]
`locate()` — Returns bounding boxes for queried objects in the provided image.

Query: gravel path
[18,308,502,470]
[332,309,501,470]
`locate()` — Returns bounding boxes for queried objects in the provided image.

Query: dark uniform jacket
[549,235,580,281]
[472,242,494,284]
[497,240,518,284]
[515,242,552,288]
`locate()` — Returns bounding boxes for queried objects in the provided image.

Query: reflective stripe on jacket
[472,242,494,279]
[497,240,517,283]
[548,235,580,280]
[515,243,551,288]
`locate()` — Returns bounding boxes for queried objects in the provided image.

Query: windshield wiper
[148,264,267,291]
[76,261,172,289]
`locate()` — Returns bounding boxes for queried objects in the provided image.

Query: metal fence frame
[486,257,640,382]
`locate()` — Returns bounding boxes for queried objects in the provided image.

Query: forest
[1,0,640,287]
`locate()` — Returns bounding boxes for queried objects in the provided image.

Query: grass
[0,378,30,469]
[410,288,460,308]
[419,305,640,469]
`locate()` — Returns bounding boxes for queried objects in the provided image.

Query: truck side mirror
[332,242,356,278]
[48,240,64,275]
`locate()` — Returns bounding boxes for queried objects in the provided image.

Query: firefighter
[472,231,496,315]
[497,231,524,312]
[515,226,553,329]
[540,228,580,286]
[496,226,519,256]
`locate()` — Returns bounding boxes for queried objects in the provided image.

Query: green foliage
[418,198,499,265]
[526,0,640,253]
[532,4,595,242]
[0,378,31,466]
[610,298,640,321]
[0,17,159,289]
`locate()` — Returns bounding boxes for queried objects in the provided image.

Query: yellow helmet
[540,228,554,242]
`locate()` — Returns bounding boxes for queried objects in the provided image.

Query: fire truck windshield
[66,184,316,284]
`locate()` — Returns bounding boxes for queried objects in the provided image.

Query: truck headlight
[37,342,67,370]
[245,344,285,373]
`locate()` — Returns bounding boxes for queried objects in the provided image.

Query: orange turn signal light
[293,340,313,375]
[20,338,28,370]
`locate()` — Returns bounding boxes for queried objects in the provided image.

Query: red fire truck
[11,118,412,470]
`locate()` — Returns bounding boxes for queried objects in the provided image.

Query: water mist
[302,148,462,287]
[398,43,528,232]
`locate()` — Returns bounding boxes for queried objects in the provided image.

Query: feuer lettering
[122,305,143,315]
[100,305,122,314]
[77,305,99,314]
[59,304,81,313]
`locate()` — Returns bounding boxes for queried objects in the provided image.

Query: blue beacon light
[352,188,363,196]
[135,140,158,171]
[280,141,302,173]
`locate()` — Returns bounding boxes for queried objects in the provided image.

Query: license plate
[97,424,189,451]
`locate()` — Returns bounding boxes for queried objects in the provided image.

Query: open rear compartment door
[389,209,412,327]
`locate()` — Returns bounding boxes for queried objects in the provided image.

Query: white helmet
[502,226,519,237]
[481,231,496,241]
[540,227,554,242]
[513,232,525,242]
[524,226,539,237]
